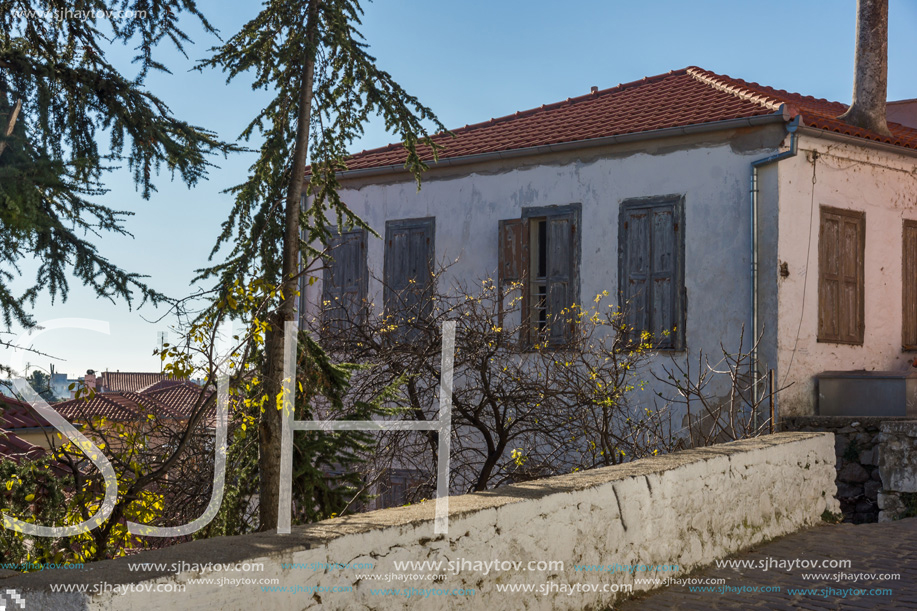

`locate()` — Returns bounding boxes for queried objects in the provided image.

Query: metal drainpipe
[749,115,800,429]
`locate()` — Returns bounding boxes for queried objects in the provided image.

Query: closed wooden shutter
[818,207,865,344]
[546,212,575,344]
[620,207,651,342]
[903,220,917,349]
[322,229,367,330]
[384,218,435,329]
[619,197,684,350]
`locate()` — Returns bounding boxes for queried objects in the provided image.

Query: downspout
[750,114,800,430]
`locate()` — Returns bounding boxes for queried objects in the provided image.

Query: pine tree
[0,1,237,331]
[197,0,446,530]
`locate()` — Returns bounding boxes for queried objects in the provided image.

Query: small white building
[303,66,917,421]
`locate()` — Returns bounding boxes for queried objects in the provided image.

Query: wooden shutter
[903,220,917,349]
[498,218,528,286]
[546,213,575,344]
[619,207,651,341]
[498,218,529,332]
[322,229,367,329]
[384,218,435,329]
[650,205,678,349]
[818,207,865,344]
[619,196,684,350]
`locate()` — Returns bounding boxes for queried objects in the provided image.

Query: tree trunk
[838,0,891,136]
[0,99,22,160]
[258,0,320,532]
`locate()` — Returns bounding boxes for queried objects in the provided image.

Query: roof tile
[340,66,917,173]
[100,372,169,393]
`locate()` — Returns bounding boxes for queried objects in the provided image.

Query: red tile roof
[342,67,917,172]
[54,393,143,422]
[99,372,168,393]
[0,429,45,464]
[53,383,213,423]
[54,391,187,422]
[143,382,212,418]
[0,394,50,429]
[138,379,188,393]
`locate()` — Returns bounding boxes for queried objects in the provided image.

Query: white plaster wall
[304,132,787,427]
[9,432,838,610]
[776,135,917,416]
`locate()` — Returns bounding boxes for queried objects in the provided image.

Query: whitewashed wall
[304,127,789,427]
[4,432,838,610]
[775,134,917,416]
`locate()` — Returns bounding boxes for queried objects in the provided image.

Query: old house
[302,66,917,429]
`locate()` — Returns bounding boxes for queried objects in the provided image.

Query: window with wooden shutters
[384,217,435,333]
[618,195,685,350]
[322,228,368,331]
[499,204,580,346]
[818,206,865,345]
[902,220,917,350]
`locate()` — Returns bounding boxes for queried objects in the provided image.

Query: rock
[838,462,870,483]
[864,480,882,500]
[836,482,863,499]
[877,491,902,511]
[855,499,876,513]
[835,437,850,453]
[872,469,884,481]
[858,447,879,465]
[855,432,874,445]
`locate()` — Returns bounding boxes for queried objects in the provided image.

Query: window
[321,228,368,330]
[618,195,685,350]
[384,217,435,331]
[903,220,917,350]
[498,204,580,345]
[818,206,865,344]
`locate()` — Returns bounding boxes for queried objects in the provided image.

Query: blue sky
[6,0,917,379]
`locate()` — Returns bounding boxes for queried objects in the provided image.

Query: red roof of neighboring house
[341,67,917,172]
[142,382,212,418]
[54,391,186,422]
[99,372,168,393]
[138,379,187,393]
[0,429,45,464]
[0,394,50,430]
[53,383,213,423]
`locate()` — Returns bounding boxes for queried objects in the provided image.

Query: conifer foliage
[197,0,446,530]
[0,1,235,329]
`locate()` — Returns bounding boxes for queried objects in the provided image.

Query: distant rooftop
[99,372,169,393]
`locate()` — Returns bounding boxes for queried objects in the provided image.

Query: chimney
[590,86,598,94]
[838,0,892,136]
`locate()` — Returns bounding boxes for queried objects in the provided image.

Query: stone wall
[877,420,917,522]
[2,432,838,611]
[783,416,887,523]
[784,416,917,524]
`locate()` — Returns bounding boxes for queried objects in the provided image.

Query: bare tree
[652,327,784,447]
[310,268,683,495]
